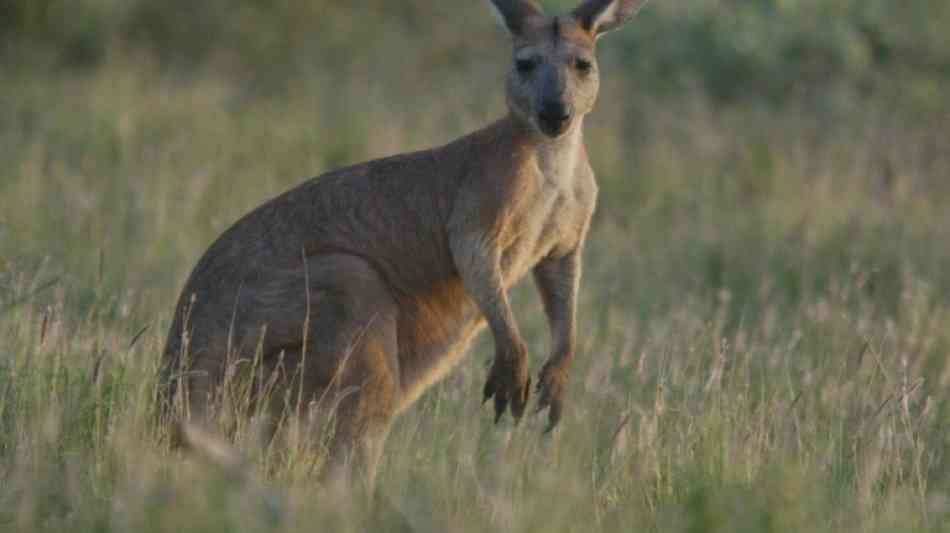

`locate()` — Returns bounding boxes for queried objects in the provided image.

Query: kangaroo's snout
[538,100,573,137]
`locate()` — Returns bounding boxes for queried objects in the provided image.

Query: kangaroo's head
[489,0,649,138]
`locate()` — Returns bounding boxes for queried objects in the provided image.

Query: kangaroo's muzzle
[538,101,573,137]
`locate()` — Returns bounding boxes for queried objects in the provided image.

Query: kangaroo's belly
[394,279,484,413]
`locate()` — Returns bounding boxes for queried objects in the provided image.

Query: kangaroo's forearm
[449,232,524,356]
[533,249,581,363]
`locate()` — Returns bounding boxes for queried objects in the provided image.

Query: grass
[3,23,950,532]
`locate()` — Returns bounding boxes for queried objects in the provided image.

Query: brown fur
[160,0,650,486]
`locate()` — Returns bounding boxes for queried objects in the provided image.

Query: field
[2,1,950,531]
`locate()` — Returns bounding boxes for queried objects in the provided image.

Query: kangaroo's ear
[487,0,546,37]
[572,0,650,37]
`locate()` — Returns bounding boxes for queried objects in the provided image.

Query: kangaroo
[161,0,650,486]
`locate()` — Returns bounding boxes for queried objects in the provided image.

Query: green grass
[3,10,950,530]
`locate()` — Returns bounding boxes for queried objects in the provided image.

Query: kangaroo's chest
[500,175,591,285]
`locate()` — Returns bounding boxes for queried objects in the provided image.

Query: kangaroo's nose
[539,101,572,123]
[537,101,573,136]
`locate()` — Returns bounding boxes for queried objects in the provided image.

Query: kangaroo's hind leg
[248,253,401,489]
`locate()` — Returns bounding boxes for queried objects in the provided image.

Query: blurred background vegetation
[1,1,950,531]
[4,0,950,109]
[1,0,948,313]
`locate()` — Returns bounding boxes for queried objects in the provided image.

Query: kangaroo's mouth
[538,117,570,137]
[537,103,573,137]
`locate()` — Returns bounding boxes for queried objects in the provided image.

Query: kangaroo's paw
[483,344,531,423]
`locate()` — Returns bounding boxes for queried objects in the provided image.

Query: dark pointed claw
[483,379,495,404]
[510,375,530,422]
[494,393,508,424]
[544,398,562,433]
[535,369,564,433]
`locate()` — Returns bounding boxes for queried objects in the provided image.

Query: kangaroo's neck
[534,121,584,187]
[494,114,586,187]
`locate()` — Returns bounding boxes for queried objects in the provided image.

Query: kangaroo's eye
[516,59,536,74]
[575,58,593,74]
